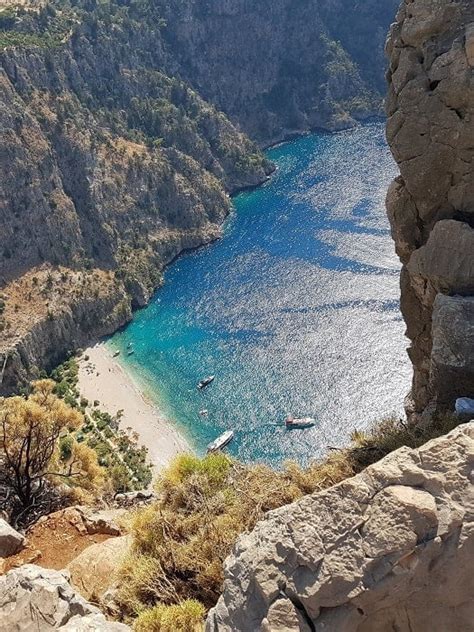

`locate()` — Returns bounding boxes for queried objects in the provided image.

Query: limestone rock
[386,0,474,417]
[0,564,129,630]
[67,535,131,602]
[0,519,25,557]
[75,507,126,536]
[59,613,130,631]
[114,490,157,508]
[431,295,474,406]
[206,422,474,631]
[466,23,474,66]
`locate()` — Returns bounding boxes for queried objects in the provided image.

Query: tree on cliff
[0,380,105,523]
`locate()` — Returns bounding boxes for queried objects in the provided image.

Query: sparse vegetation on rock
[116,411,463,628]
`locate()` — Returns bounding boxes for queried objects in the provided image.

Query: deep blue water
[109,121,411,467]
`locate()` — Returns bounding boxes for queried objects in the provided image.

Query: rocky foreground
[206,421,474,631]
[0,565,130,631]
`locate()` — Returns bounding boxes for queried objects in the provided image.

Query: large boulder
[61,506,126,537]
[67,535,132,603]
[0,564,130,630]
[431,295,474,407]
[0,519,25,557]
[206,422,474,631]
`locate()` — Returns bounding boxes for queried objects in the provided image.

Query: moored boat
[207,430,234,453]
[285,415,315,429]
[198,375,215,390]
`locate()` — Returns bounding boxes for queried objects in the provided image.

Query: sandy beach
[77,343,191,477]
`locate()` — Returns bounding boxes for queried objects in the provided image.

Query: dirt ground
[3,511,115,573]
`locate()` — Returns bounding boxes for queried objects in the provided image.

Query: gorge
[1,0,474,630]
[109,121,411,464]
[0,0,399,393]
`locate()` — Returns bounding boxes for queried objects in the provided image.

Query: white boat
[207,430,234,453]
[198,375,215,390]
[285,415,316,429]
[199,409,209,417]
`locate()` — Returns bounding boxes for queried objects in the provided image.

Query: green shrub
[59,434,74,461]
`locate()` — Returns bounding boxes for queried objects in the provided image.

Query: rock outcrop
[0,518,25,557]
[386,0,474,418]
[0,564,130,630]
[67,535,131,603]
[206,422,474,631]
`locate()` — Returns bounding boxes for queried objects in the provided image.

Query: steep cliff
[154,0,400,144]
[0,0,272,391]
[386,0,474,418]
[0,0,397,391]
[206,421,474,631]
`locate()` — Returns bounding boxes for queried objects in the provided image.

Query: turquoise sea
[109,121,411,467]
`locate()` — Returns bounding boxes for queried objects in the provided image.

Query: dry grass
[134,600,205,632]
[118,412,463,630]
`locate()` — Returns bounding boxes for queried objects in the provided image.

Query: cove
[109,121,411,467]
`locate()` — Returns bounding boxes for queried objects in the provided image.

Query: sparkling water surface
[109,121,411,467]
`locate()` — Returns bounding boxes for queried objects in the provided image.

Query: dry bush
[134,600,205,632]
[119,412,463,629]
[0,379,107,524]
[118,453,307,614]
[347,412,461,473]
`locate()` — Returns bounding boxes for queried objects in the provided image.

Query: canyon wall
[155,0,399,144]
[0,0,397,391]
[206,421,474,631]
[386,0,474,418]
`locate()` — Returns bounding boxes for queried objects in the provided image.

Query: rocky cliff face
[155,0,400,144]
[206,421,474,631]
[386,0,474,418]
[0,0,273,391]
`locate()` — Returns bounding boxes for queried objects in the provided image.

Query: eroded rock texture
[0,564,130,630]
[206,422,474,631]
[386,0,474,417]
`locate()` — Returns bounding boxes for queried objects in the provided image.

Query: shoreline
[77,343,191,478]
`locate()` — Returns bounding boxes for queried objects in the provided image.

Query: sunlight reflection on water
[110,122,411,467]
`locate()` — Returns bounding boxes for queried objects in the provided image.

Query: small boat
[207,430,234,453]
[127,342,133,349]
[198,375,215,390]
[127,349,135,356]
[113,350,121,358]
[285,415,315,430]
[199,409,209,417]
